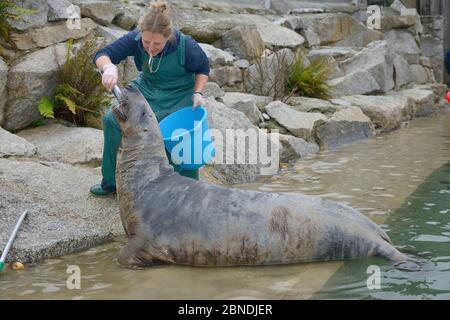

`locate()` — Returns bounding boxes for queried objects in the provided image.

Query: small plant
[38,39,110,129]
[0,1,35,49]
[285,53,334,100]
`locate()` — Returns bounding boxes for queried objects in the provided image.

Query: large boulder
[279,134,319,163]
[313,106,375,150]
[221,24,265,63]
[4,43,68,131]
[265,101,327,141]
[388,87,436,117]
[0,58,7,126]
[338,41,395,93]
[328,70,381,98]
[340,95,413,131]
[254,23,305,50]
[0,127,37,158]
[244,48,295,98]
[6,0,49,31]
[199,43,236,67]
[17,124,103,165]
[393,54,414,90]
[223,99,263,126]
[296,13,383,47]
[75,0,121,26]
[205,98,279,184]
[11,18,97,51]
[0,158,122,264]
[285,96,340,115]
[220,92,273,111]
[384,29,421,64]
[47,0,76,22]
[209,66,243,90]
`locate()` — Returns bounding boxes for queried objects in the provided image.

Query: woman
[90,1,210,197]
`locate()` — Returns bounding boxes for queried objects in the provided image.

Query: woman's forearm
[194,74,208,93]
[96,55,113,71]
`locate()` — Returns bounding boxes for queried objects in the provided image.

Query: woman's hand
[192,93,206,109]
[102,63,118,92]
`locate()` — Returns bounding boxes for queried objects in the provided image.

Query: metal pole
[0,209,29,272]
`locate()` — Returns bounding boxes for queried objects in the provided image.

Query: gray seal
[113,85,407,268]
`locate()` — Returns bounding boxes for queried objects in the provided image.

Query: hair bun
[149,1,169,13]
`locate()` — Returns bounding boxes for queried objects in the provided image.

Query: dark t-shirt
[93,28,210,76]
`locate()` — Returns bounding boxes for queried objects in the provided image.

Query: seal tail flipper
[118,238,164,269]
[375,240,408,265]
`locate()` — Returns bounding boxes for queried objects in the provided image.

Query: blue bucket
[159,106,215,170]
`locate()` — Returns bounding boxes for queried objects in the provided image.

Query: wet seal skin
[113,85,408,269]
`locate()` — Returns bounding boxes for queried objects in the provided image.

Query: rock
[95,24,127,42]
[416,83,447,103]
[380,15,416,33]
[314,106,375,150]
[0,127,37,157]
[234,59,250,69]
[410,64,432,85]
[221,24,265,62]
[224,99,263,126]
[11,18,97,50]
[340,95,413,131]
[275,16,304,30]
[47,0,75,21]
[112,4,141,31]
[244,48,295,98]
[384,29,421,64]
[209,66,243,89]
[262,113,270,120]
[220,92,273,111]
[328,70,381,98]
[265,101,327,141]
[391,0,407,13]
[393,54,413,90]
[205,98,279,184]
[339,41,395,93]
[0,58,7,126]
[199,43,236,67]
[269,0,290,14]
[0,158,122,264]
[388,87,436,117]
[204,82,224,99]
[6,0,49,31]
[279,134,319,163]
[4,43,68,131]
[254,23,305,50]
[16,124,103,165]
[307,47,357,62]
[75,0,120,26]
[285,97,339,115]
[421,33,444,83]
[298,13,383,47]
[400,8,423,34]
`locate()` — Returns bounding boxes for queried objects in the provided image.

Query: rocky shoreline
[1,0,449,265]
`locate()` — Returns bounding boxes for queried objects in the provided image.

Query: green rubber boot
[89,184,116,197]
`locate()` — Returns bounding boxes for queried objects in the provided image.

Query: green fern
[38,97,55,119]
[38,39,110,127]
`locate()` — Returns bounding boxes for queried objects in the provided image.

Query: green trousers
[100,108,199,192]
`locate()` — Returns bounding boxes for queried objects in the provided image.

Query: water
[0,112,449,300]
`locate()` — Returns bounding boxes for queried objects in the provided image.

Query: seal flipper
[118,238,165,269]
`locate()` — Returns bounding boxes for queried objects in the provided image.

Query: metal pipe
[0,209,29,272]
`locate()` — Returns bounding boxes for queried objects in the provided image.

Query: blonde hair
[138,1,173,40]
